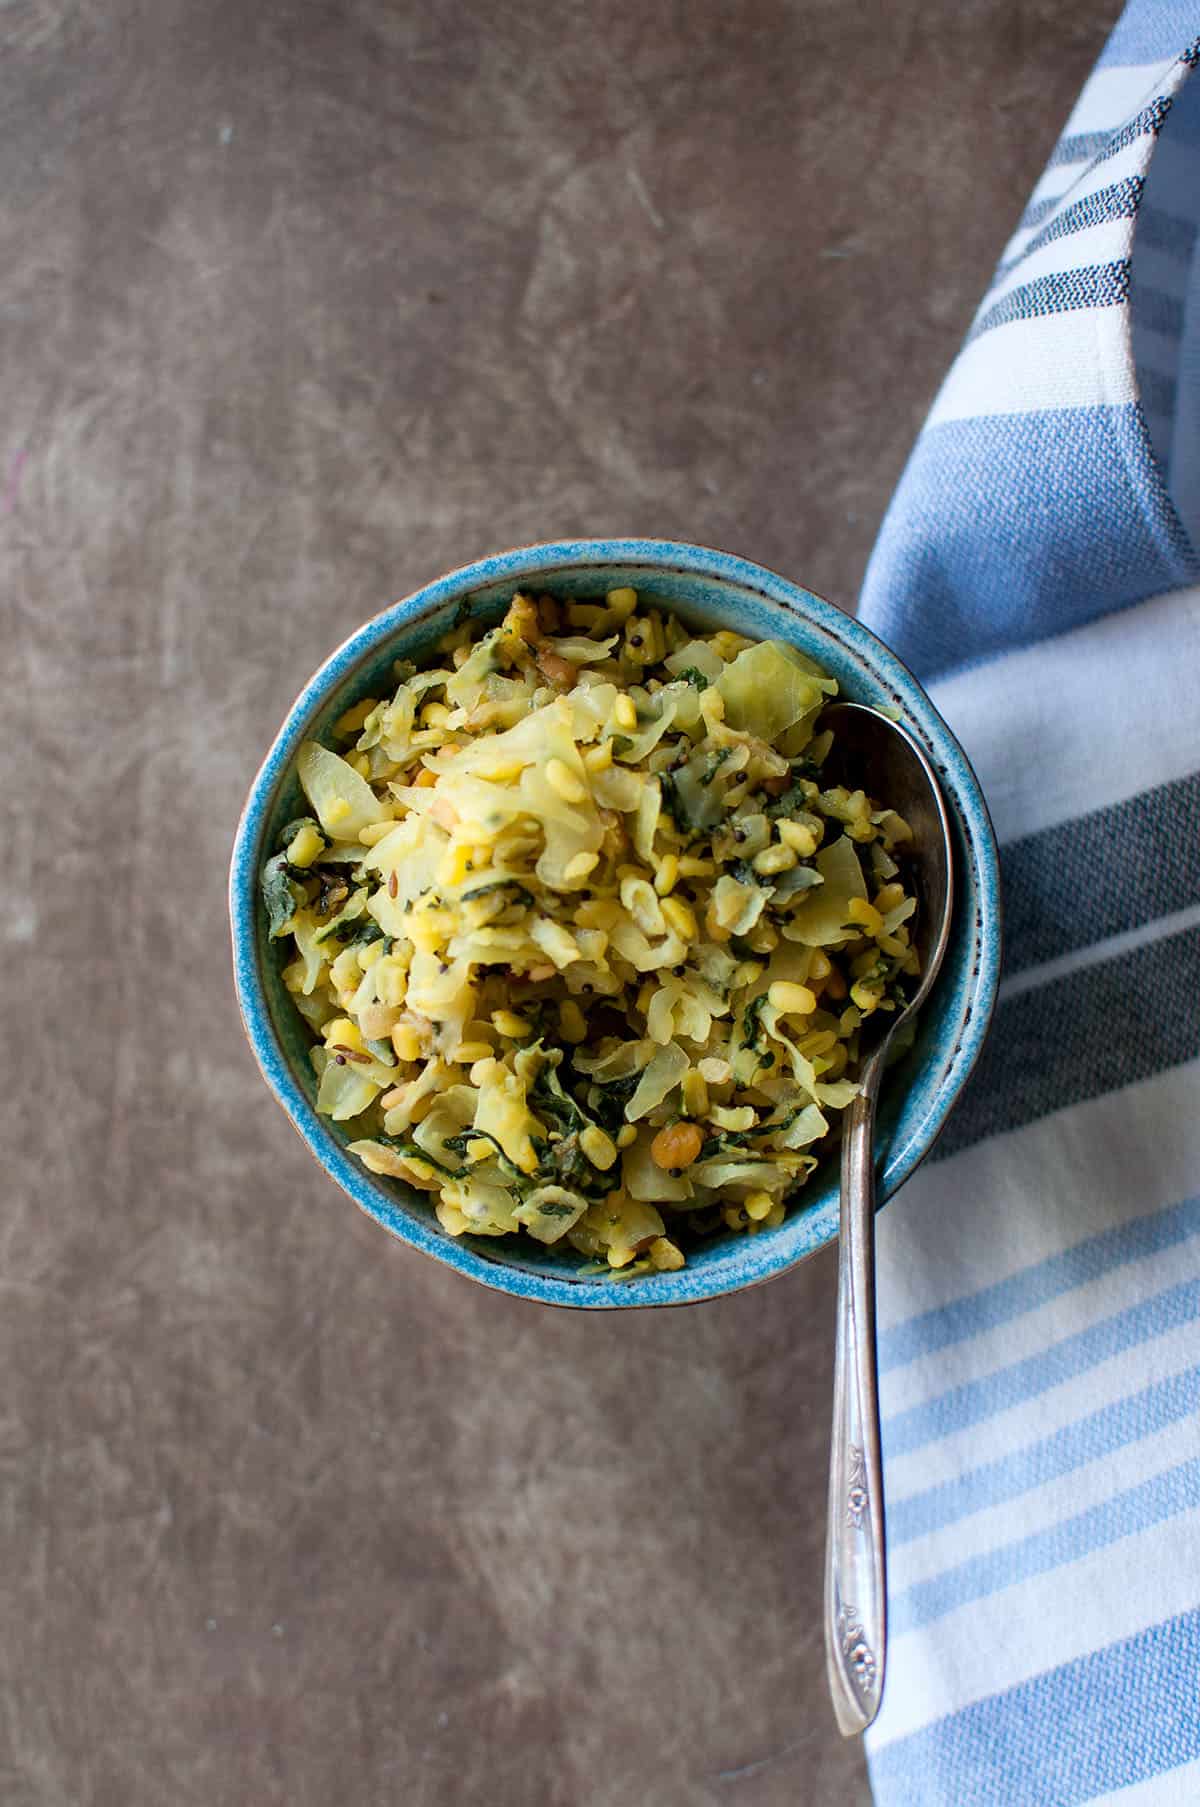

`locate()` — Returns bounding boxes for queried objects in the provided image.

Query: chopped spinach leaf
[375,1135,463,1177]
[261,852,305,939]
[320,919,385,948]
[460,878,535,907]
[658,769,682,824]
[530,1060,589,1135]
[659,769,704,838]
[443,1128,524,1181]
[540,1130,610,1196]
[587,1070,640,1130]
[699,1131,753,1161]
[739,993,770,1050]
[763,783,810,821]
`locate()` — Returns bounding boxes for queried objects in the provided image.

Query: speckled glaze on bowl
[230,539,1001,1308]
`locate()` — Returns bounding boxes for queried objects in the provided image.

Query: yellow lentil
[847,897,884,936]
[768,981,818,1016]
[558,999,587,1043]
[563,850,599,884]
[660,896,698,941]
[653,853,679,896]
[491,1010,532,1039]
[778,819,818,857]
[286,822,325,868]
[546,758,587,803]
[681,1071,710,1118]
[753,843,797,876]
[579,1126,618,1170]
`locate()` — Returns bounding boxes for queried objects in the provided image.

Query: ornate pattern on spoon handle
[824,1063,888,1738]
[846,1443,869,1529]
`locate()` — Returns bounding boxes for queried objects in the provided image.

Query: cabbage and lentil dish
[261,589,919,1276]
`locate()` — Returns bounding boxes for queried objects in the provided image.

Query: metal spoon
[817,701,955,1738]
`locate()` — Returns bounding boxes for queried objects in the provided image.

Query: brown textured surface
[2,3,1112,1802]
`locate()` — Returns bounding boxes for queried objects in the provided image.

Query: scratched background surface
[1,2,1111,1802]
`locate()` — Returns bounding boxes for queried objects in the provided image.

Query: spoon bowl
[817,702,956,1737]
[820,701,956,1037]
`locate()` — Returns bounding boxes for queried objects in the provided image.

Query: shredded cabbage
[715,640,837,744]
[786,834,869,946]
[298,740,386,840]
[664,640,724,683]
[513,1185,589,1243]
[626,1042,690,1120]
[623,1132,694,1202]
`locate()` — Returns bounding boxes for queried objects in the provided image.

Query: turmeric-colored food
[262,589,918,1275]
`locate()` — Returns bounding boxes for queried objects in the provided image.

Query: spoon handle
[824,1064,887,1737]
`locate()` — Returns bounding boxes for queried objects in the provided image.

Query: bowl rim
[229,537,1002,1309]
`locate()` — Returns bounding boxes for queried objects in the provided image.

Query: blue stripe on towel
[891,1457,1200,1634]
[999,770,1200,974]
[1136,280,1188,335]
[933,927,1200,1161]
[1138,362,1179,415]
[1099,10,1200,68]
[1049,95,1174,168]
[879,1192,1200,1373]
[859,405,1198,678]
[883,1278,1200,1459]
[890,1365,1200,1545]
[1137,198,1199,256]
[969,261,1130,342]
[869,1608,1200,1804]
[1014,193,1062,236]
[995,178,1144,283]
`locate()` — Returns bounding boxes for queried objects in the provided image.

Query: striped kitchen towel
[856,6,1200,1804]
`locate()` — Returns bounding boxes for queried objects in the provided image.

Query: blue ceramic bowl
[230,539,1001,1309]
